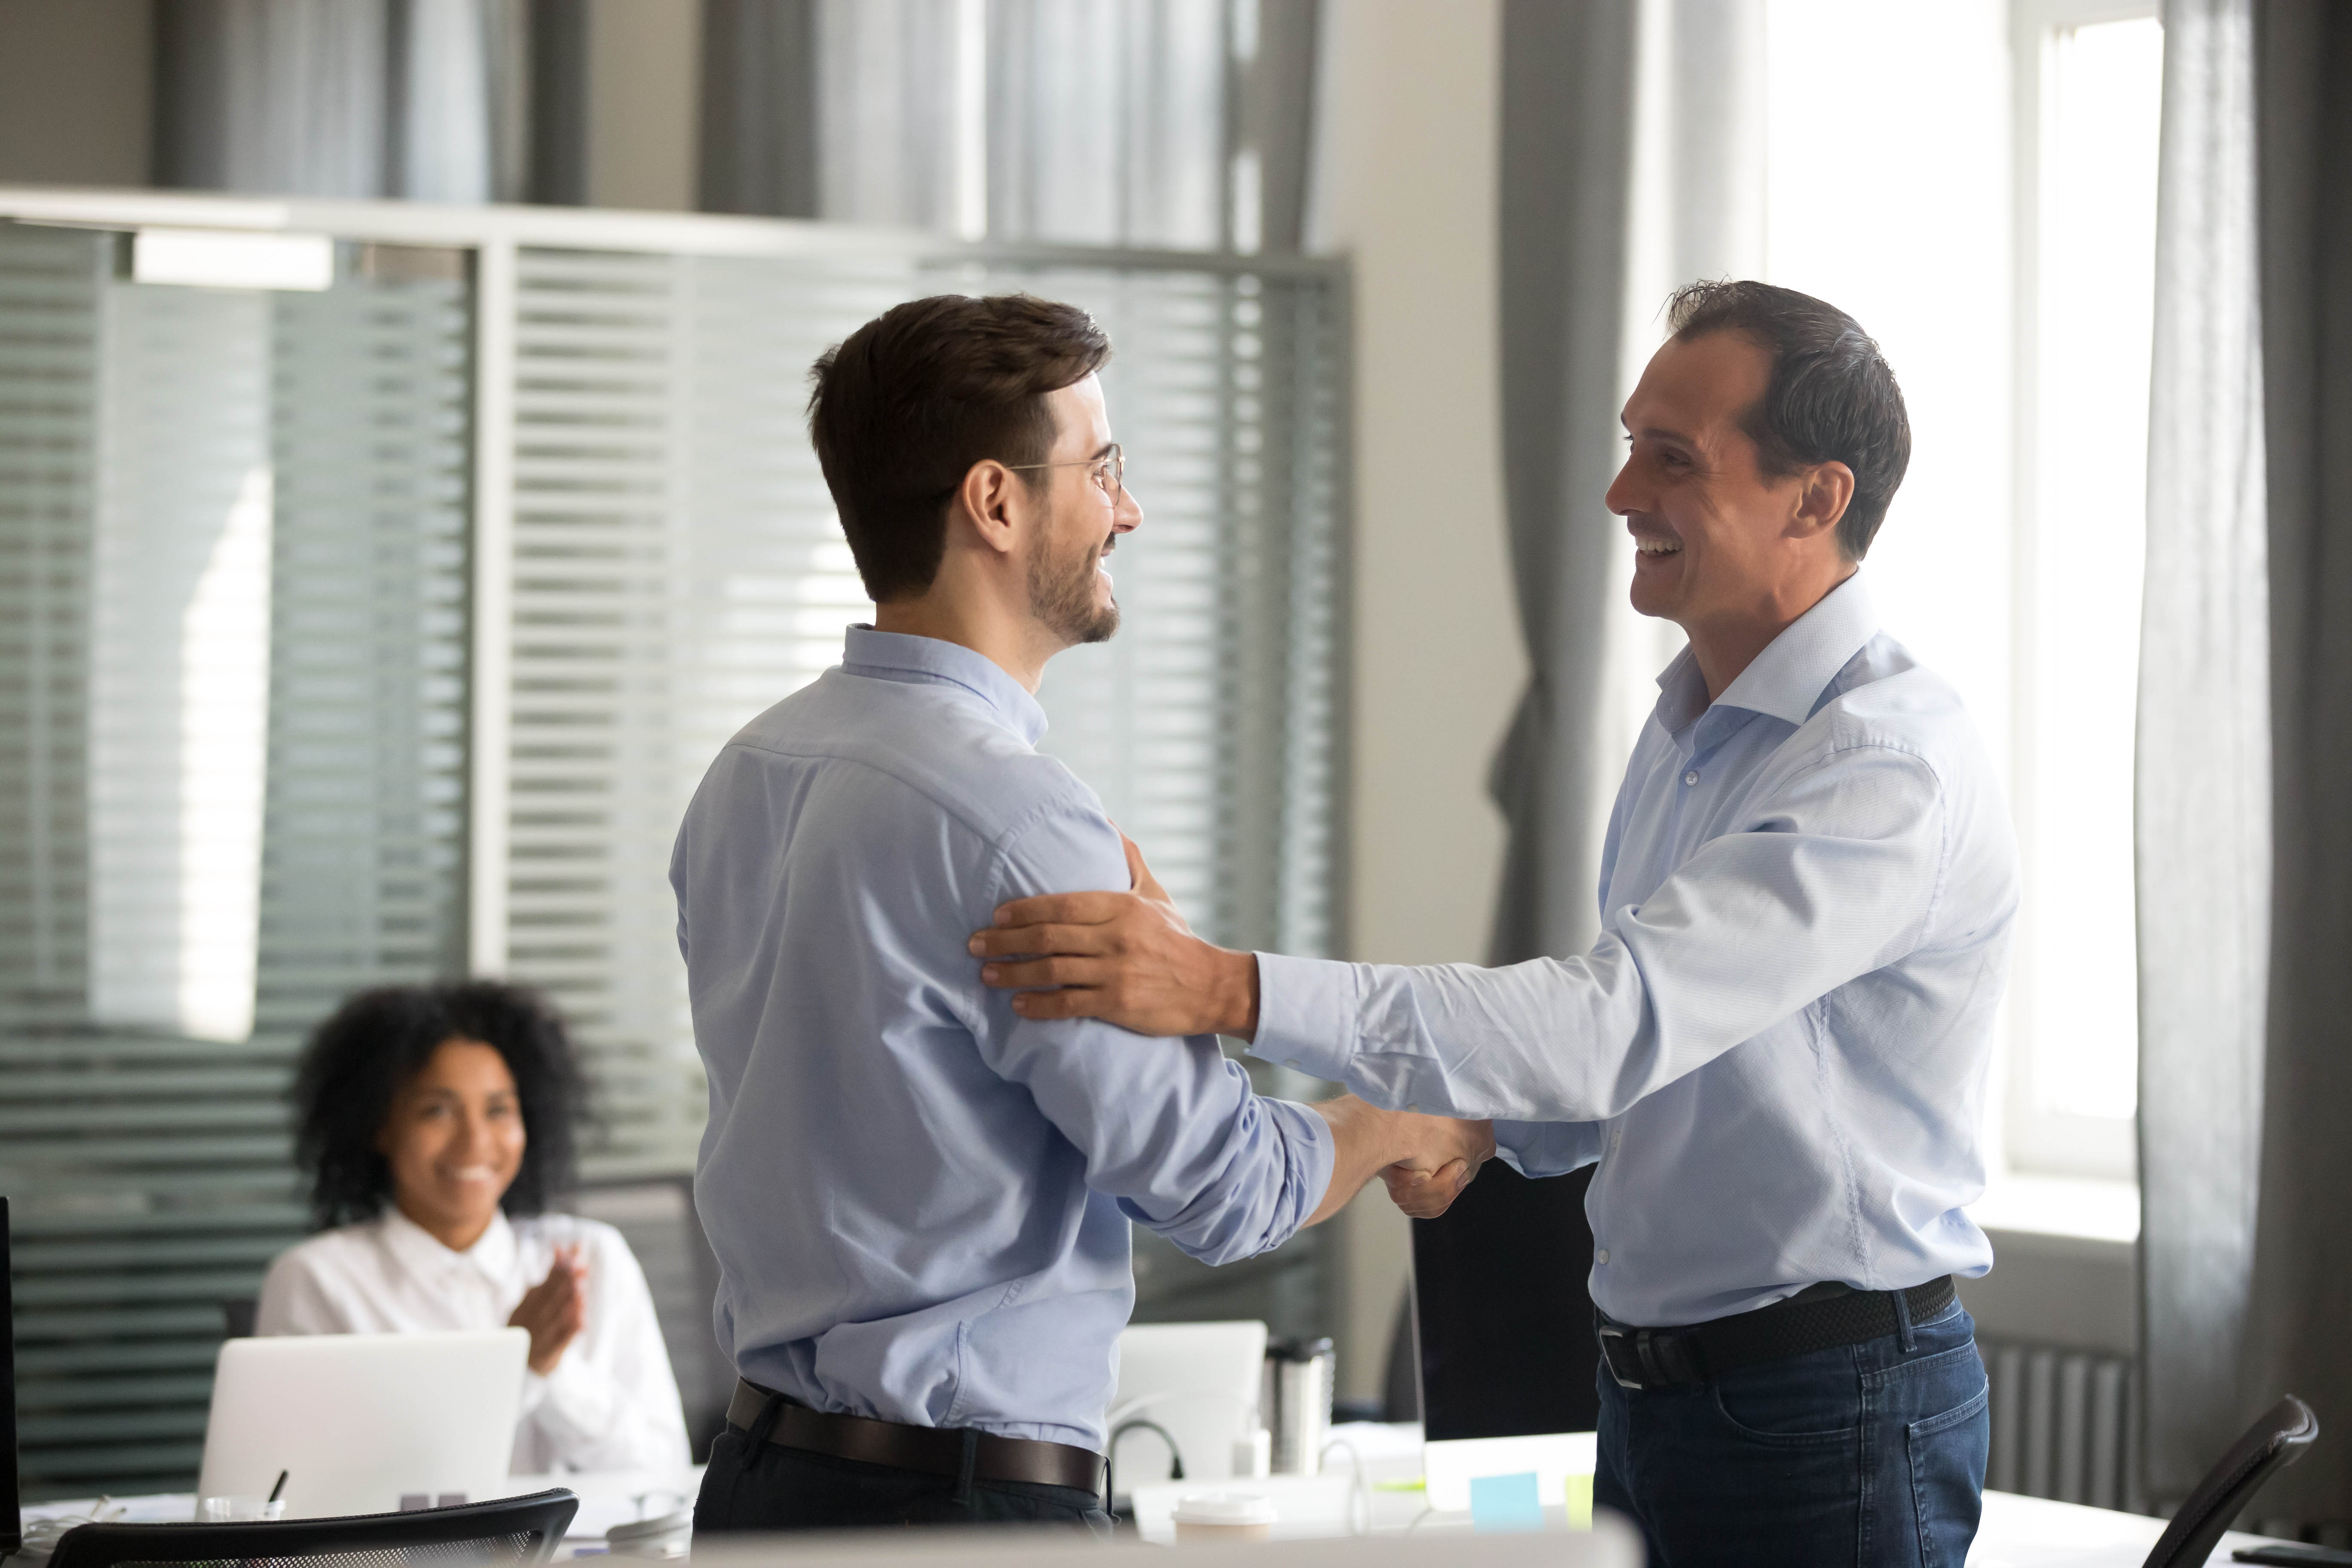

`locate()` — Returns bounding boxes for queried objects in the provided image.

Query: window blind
[0,223,475,1498]
[0,206,1348,1497]
[503,247,1345,1184]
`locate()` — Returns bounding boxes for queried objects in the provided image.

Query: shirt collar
[379,1204,516,1286]
[1654,570,1883,733]
[841,626,1048,747]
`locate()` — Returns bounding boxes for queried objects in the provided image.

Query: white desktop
[197,1329,528,1518]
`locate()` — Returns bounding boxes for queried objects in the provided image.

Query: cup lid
[1170,1492,1280,1526]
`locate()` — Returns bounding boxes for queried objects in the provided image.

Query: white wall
[1308,0,1527,1401]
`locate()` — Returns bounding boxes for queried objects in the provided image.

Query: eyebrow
[1629,423,1698,446]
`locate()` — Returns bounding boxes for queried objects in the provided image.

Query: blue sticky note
[1470,1470,1544,1534]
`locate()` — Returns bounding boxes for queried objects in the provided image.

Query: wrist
[1214,946,1260,1039]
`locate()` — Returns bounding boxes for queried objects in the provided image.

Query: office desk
[18,1460,2300,1564]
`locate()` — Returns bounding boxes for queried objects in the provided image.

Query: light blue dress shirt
[1254,574,2018,1327]
[671,627,1332,1452]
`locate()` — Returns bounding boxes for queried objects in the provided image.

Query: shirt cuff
[1248,952,1360,1083]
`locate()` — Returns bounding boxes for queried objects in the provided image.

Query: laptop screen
[1410,1162,1601,1440]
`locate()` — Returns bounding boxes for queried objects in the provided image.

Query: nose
[1113,484,1142,535]
[1604,452,1642,518]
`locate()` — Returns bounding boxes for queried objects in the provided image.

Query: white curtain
[2133,0,2272,1504]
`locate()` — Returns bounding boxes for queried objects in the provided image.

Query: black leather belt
[726,1379,1104,1493]
[1596,1276,1960,1391]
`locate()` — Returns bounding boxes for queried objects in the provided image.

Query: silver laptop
[197,1329,529,1519]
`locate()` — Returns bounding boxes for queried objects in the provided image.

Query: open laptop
[197,1329,529,1518]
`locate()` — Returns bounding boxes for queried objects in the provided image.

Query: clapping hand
[508,1242,588,1375]
[1382,1115,1495,1220]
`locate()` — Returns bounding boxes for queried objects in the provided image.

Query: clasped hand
[1380,1111,1497,1220]
[508,1243,588,1375]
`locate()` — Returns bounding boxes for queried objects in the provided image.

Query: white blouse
[256,1208,691,1475]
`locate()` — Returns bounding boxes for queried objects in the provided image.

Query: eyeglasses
[1002,444,1124,507]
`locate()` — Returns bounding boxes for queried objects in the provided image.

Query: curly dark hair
[290,981,588,1231]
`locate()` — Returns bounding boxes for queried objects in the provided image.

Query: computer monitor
[1109,1320,1268,1487]
[3,1197,19,1556]
[197,1329,528,1518]
[1409,1162,1601,1512]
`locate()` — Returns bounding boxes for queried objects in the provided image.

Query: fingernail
[982,965,998,983]
[968,936,984,954]
[994,909,1011,925]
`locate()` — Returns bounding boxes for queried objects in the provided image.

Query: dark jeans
[694,1423,1113,1536]
[1594,1298,1990,1568]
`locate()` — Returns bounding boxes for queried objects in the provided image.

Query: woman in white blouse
[257,983,691,1475]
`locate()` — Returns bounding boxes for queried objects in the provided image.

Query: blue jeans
[1594,1298,1989,1568]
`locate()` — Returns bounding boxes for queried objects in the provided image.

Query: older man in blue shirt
[973,282,2021,1567]
[675,294,1491,1536]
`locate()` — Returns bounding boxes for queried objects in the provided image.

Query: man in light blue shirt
[675,293,1489,1536]
[974,282,2020,1566]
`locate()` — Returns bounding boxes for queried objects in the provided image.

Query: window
[2005,2,2164,1184]
[1758,0,2162,1209]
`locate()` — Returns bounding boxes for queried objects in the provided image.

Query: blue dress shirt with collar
[1253,574,2018,1328]
[671,627,1333,1453]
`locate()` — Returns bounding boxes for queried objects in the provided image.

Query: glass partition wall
[0,194,1349,1498]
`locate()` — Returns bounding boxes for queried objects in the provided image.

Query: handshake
[1312,1094,1496,1222]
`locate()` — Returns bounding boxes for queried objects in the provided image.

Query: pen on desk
[267,1471,288,1505]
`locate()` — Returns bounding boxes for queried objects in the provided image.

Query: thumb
[1120,831,1170,903]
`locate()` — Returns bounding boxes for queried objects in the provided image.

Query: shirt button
[1597,1249,1611,1265]
[1405,1103,1419,1114]
[1683,769,1700,786]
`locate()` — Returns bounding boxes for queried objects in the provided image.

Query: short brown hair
[1666,279,1911,561]
[808,294,1112,601]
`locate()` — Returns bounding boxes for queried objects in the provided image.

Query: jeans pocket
[1712,1350,1865,1447]
[1906,1381,1990,1568]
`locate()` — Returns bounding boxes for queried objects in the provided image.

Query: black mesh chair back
[2142,1395,2319,1568]
[46,1488,578,1568]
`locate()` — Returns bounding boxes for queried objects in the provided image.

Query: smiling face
[1606,329,1841,634]
[1023,374,1142,648]
[376,1036,525,1250]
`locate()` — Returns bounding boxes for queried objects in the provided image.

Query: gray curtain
[2244,0,2352,1526]
[696,0,1318,251]
[1487,0,1764,965]
[2136,0,2273,1508]
[154,0,529,201]
[2140,0,2352,1525]
[1488,0,1640,965]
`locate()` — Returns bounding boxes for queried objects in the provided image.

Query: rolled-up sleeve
[977,804,1333,1265]
[1249,744,1949,1124]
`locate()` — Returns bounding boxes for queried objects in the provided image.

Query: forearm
[1302,1094,1418,1226]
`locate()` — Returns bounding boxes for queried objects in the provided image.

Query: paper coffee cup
[1171,1491,1279,1543]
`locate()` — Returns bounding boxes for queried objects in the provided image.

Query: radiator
[1979,1338,2147,1514]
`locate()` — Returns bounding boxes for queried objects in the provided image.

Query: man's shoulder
[1801,634,1992,779]
[713,669,1109,850]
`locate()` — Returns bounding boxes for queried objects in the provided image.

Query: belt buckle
[1596,1323,1645,1390]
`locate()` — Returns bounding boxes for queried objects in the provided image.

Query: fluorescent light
[133,228,334,291]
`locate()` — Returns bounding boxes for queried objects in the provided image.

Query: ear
[951,459,1029,559]
[1791,460,1855,546]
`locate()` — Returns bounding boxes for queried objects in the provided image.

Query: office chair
[2141,1395,2320,1568]
[45,1488,578,1568]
